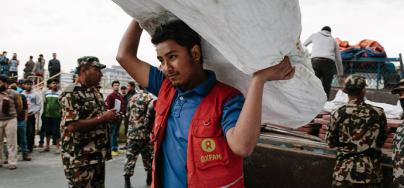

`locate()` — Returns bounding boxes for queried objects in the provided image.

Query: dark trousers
[43,117,61,140]
[111,120,122,151]
[40,116,61,145]
[311,57,337,100]
[26,115,36,152]
[39,116,45,145]
[17,120,29,154]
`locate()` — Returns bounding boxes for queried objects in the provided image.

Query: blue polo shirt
[147,66,244,188]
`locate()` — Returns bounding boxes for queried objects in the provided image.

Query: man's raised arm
[226,57,295,157]
[116,19,151,88]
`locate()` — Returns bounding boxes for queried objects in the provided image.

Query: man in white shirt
[304,26,343,100]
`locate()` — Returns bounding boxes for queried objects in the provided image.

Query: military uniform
[326,75,387,187]
[123,90,155,177]
[393,126,404,187]
[60,56,111,188]
[392,79,404,187]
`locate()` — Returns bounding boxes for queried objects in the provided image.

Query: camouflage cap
[77,56,106,69]
[343,74,367,91]
[391,79,404,94]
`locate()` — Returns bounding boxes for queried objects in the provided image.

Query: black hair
[151,20,203,64]
[321,26,331,32]
[0,75,9,83]
[120,86,127,90]
[128,81,136,87]
[18,79,25,86]
[47,78,59,85]
[111,80,120,86]
[23,80,33,84]
[344,88,364,96]
[7,79,17,85]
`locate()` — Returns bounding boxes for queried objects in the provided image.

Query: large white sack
[113,0,327,128]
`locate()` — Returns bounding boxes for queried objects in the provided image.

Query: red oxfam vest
[151,79,244,188]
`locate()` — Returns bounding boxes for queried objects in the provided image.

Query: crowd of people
[0,51,62,169]
[0,52,156,187]
[0,51,61,83]
[0,76,63,169]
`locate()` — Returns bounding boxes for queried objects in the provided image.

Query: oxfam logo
[201,138,216,153]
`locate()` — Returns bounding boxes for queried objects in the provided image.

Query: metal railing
[333,53,403,90]
[28,72,62,90]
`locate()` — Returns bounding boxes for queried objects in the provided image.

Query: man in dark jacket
[9,81,31,161]
[48,53,61,81]
[23,56,35,79]
[0,51,9,76]
[0,75,23,169]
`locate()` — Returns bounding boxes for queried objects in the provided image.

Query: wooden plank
[322,114,331,120]
[314,118,329,125]
[387,119,403,128]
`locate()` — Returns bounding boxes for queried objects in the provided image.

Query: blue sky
[0,0,403,74]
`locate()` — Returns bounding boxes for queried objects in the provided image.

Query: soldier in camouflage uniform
[391,79,404,187]
[60,56,120,188]
[123,88,155,188]
[326,75,387,187]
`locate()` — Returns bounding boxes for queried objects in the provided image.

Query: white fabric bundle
[113,0,327,128]
[324,90,403,119]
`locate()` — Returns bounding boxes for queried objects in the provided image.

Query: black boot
[124,175,132,188]
[146,172,152,186]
